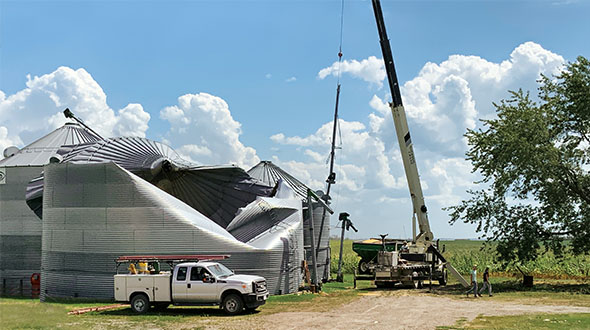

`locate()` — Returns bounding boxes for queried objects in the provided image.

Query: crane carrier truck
[353,0,469,289]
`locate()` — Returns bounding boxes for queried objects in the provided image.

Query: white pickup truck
[114,261,269,315]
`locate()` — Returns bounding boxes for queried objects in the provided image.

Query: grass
[0,274,368,329]
[1,239,587,329]
[439,313,590,330]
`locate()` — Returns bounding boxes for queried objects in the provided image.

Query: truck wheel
[131,294,149,314]
[358,260,370,274]
[222,294,244,315]
[439,270,448,286]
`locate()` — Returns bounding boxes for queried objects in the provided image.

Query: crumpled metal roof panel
[248,161,310,200]
[26,137,273,227]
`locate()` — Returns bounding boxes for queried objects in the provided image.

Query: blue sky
[1,0,589,239]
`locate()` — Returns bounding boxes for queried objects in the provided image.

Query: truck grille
[255,280,267,293]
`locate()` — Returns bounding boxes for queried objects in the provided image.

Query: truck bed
[114,273,171,302]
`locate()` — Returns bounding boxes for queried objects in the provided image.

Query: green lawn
[439,313,590,330]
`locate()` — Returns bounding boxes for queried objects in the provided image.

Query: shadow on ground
[97,306,261,317]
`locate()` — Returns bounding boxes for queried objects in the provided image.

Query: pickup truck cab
[114,261,269,315]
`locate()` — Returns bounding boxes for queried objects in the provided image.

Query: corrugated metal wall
[0,166,43,296]
[41,162,302,300]
[304,202,331,282]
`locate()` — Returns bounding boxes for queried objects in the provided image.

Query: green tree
[448,56,590,263]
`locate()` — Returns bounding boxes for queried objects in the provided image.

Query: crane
[371,0,433,248]
[352,0,470,289]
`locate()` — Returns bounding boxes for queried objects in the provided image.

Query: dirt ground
[212,291,590,330]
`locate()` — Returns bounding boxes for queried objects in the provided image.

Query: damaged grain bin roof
[248,160,309,199]
[26,137,274,227]
[248,160,332,282]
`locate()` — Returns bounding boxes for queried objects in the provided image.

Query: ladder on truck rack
[115,255,230,263]
[115,255,231,274]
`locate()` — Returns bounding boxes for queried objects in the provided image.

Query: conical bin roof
[0,122,102,167]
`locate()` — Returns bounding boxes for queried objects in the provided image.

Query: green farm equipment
[353,238,406,274]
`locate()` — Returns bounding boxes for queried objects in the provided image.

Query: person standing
[466,264,479,297]
[479,267,493,297]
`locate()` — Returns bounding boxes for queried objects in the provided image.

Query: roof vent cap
[49,154,63,164]
[3,146,20,158]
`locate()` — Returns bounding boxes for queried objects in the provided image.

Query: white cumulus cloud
[368,41,565,156]
[318,56,386,87]
[159,92,259,168]
[281,42,566,239]
[0,66,151,158]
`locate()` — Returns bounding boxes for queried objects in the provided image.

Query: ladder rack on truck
[115,254,231,275]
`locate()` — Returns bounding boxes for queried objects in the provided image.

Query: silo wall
[0,166,43,296]
[303,202,331,282]
[40,162,302,300]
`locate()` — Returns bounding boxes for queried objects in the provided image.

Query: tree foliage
[448,56,590,263]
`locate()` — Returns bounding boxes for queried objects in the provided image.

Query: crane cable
[336,0,345,84]
[316,0,346,261]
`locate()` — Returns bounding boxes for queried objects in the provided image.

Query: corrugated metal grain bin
[248,161,332,282]
[40,162,303,300]
[0,123,100,296]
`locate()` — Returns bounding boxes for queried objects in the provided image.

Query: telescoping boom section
[371,0,433,246]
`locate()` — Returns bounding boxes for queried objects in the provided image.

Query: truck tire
[438,270,448,286]
[222,293,244,315]
[358,259,370,274]
[131,294,149,314]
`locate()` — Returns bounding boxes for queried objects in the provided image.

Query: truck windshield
[207,264,233,278]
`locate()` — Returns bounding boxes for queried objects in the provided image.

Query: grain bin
[248,161,332,282]
[0,123,100,296]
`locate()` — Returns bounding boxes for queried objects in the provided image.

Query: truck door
[187,266,219,302]
[172,266,188,302]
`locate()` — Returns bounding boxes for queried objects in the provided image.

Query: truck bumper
[243,292,268,308]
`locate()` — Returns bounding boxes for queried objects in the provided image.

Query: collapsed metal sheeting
[41,162,303,300]
[248,161,332,282]
[26,137,274,228]
[0,122,102,296]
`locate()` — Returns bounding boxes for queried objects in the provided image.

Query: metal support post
[336,217,346,282]
[307,189,320,292]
